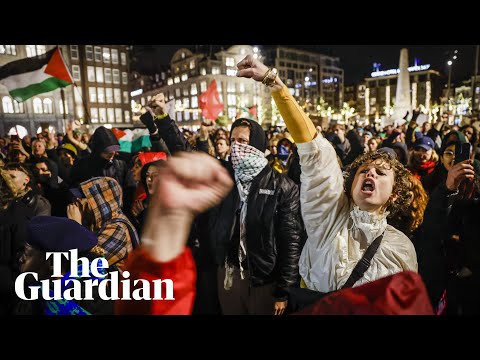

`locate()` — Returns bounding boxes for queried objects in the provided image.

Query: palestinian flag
[112,128,152,153]
[0,46,73,102]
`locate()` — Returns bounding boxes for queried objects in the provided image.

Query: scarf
[224,142,268,289]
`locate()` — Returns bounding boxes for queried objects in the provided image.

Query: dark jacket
[154,114,193,154]
[199,163,303,299]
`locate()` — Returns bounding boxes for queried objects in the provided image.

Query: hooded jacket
[80,177,139,271]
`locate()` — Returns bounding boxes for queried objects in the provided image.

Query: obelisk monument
[391,48,412,125]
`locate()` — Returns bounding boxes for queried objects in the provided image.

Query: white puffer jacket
[297,134,418,293]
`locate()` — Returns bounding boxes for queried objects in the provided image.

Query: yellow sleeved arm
[271,86,317,144]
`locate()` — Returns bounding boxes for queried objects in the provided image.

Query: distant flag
[0,46,73,102]
[237,105,257,120]
[113,128,152,153]
[199,79,224,120]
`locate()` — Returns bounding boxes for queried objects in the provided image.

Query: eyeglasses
[443,151,454,157]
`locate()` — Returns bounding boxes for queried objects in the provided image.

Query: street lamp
[447,60,453,103]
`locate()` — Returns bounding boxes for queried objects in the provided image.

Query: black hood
[230,118,268,153]
[391,142,409,166]
[90,126,120,155]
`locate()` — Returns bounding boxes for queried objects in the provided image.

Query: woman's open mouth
[361,179,376,194]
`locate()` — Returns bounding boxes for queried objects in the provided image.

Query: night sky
[133,45,477,87]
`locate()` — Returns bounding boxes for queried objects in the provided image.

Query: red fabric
[115,247,196,315]
[411,160,436,181]
[296,271,434,315]
[199,80,224,120]
[111,128,126,140]
[138,152,167,166]
[248,106,257,118]
[44,47,74,83]
[134,182,147,202]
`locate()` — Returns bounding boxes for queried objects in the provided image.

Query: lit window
[190,60,195,69]
[58,100,68,115]
[177,111,183,122]
[200,81,207,92]
[240,48,246,55]
[99,108,107,123]
[114,89,121,104]
[123,91,129,104]
[104,68,112,84]
[36,45,46,55]
[181,74,188,81]
[94,47,102,62]
[87,66,95,82]
[89,87,97,102]
[96,67,104,83]
[76,106,84,118]
[175,88,181,97]
[0,45,16,55]
[227,94,236,106]
[174,76,180,84]
[115,108,122,122]
[191,83,197,95]
[72,65,81,81]
[13,100,24,113]
[70,45,79,60]
[228,107,236,119]
[90,108,99,123]
[141,97,145,106]
[97,88,105,103]
[167,78,173,85]
[86,45,93,61]
[192,111,199,120]
[212,67,220,75]
[183,88,189,96]
[113,69,120,84]
[106,88,113,103]
[239,83,245,93]
[2,96,13,113]
[43,98,53,114]
[184,111,190,121]
[111,49,119,64]
[121,52,127,66]
[226,57,235,67]
[226,69,236,76]
[124,110,131,122]
[107,108,114,123]
[103,47,111,63]
[200,67,206,76]
[25,45,37,57]
[33,98,43,113]
[227,83,235,93]
[183,98,190,109]
[191,96,198,108]
[122,72,128,85]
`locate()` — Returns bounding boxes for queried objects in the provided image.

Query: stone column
[391,48,412,125]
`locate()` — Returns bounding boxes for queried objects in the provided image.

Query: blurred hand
[147,93,166,116]
[274,300,288,315]
[446,160,475,191]
[151,152,233,216]
[67,203,82,224]
[131,199,145,217]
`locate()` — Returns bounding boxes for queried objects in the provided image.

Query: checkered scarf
[224,142,268,288]
[230,141,268,186]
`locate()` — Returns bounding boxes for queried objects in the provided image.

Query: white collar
[350,205,388,244]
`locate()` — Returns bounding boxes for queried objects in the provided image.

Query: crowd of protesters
[1,54,480,316]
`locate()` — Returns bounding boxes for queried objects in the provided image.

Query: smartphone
[455,142,472,164]
[10,134,19,141]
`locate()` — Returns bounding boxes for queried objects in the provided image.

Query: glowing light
[253,47,258,53]
[447,60,453,66]
[130,89,143,97]
[370,64,431,77]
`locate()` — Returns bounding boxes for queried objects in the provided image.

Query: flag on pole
[199,79,224,120]
[0,46,73,102]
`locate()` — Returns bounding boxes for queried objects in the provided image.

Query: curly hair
[343,151,412,218]
[389,173,429,236]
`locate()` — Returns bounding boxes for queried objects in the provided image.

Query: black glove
[140,112,157,134]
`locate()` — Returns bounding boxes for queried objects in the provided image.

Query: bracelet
[153,113,169,121]
[262,67,278,87]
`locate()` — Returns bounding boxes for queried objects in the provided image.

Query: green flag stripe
[9,77,71,102]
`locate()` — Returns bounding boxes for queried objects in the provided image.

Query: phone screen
[454,143,472,164]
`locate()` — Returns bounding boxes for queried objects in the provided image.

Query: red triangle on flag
[44,47,74,84]
[112,128,126,140]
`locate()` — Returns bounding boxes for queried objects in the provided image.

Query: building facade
[0,44,132,136]
[130,45,269,129]
[263,46,344,110]
[363,63,443,120]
